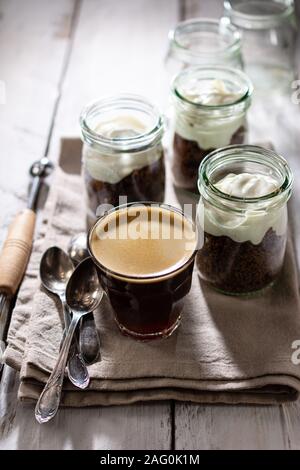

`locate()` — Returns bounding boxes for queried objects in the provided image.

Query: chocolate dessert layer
[173,126,245,190]
[85,153,165,214]
[196,228,286,294]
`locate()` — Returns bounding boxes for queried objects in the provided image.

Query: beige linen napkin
[3,140,300,406]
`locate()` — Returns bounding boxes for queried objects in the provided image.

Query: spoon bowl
[68,232,89,266]
[40,246,74,295]
[66,257,103,313]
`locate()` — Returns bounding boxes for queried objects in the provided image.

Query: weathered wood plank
[182,0,223,20]
[0,0,179,450]
[49,0,179,158]
[0,0,76,241]
[175,404,289,450]
[281,402,300,450]
[174,0,300,451]
[47,0,178,451]
[0,368,171,450]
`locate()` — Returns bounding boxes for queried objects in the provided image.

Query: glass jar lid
[224,0,295,29]
[80,94,164,153]
[172,66,253,115]
[168,18,241,64]
[198,145,293,212]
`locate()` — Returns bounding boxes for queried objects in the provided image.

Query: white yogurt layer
[180,79,243,106]
[83,114,162,184]
[198,172,287,245]
[175,79,246,150]
[214,173,278,198]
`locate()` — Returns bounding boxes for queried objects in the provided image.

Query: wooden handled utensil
[0,157,53,369]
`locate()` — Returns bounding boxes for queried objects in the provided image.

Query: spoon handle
[80,314,101,364]
[35,315,80,424]
[61,298,71,329]
[67,343,90,389]
[60,298,90,389]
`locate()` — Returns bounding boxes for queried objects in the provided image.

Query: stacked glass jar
[224,0,297,92]
[196,145,293,295]
[80,94,165,223]
[171,66,253,190]
[167,14,294,296]
[166,18,243,78]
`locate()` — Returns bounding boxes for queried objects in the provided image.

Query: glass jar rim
[171,65,253,111]
[80,94,164,152]
[88,202,198,283]
[198,145,293,209]
[224,0,295,29]
[169,17,241,58]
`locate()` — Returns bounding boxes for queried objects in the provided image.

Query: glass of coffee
[88,202,198,340]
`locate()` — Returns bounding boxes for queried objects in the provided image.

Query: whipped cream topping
[215,173,279,198]
[174,79,246,150]
[83,114,162,184]
[198,172,287,244]
[94,115,148,139]
[180,79,243,106]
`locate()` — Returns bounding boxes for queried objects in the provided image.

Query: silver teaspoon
[35,257,103,424]
[39,247,89,389]
[68,233,101,364]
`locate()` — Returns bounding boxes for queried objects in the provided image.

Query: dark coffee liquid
[98,261,194,339]
[89,205,197,339]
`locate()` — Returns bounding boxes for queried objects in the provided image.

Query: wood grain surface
[0,0,300,450]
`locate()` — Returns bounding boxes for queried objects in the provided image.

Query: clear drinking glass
[88,202,198,340]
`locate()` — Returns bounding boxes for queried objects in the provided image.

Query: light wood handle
[0,209,36,296]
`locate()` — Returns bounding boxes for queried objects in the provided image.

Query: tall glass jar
[165,18,243,80]
[196,145,293,295]
[80,94,165,223]
[224,0,297,93]
[171,66,253,191]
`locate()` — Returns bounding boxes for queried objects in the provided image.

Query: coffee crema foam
[90,205,197,279]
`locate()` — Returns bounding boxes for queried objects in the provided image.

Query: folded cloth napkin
[3,140,300,406]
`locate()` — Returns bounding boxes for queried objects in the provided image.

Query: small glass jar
[224,0,297,93]
[165,18,243,80]
[196,145,293,295]
[80,94,165,222]
[171,66,253,191]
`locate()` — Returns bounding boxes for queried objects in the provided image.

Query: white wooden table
[0,0,300,450]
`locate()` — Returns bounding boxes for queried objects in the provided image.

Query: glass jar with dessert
[196,145,293,295]
[171,66,253,191]
[224,0,297,94]
[80,94,165,223]
[165,18,243,80]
